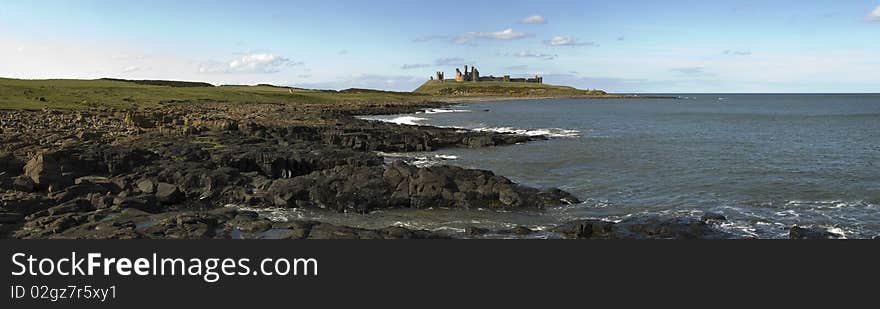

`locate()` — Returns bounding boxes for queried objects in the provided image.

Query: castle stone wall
[439,65,542,84]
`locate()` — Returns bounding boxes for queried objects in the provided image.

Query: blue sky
[1,0,879,92]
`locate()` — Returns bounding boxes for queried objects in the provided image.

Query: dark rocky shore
[0,102,842,239]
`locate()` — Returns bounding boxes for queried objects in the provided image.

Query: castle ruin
[433,65,542,84]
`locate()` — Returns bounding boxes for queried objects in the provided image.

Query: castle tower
[455,68,464,82]
[472,67,479,82]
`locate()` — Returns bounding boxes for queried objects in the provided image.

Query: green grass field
[0,78,428,110]
[0,77,607,110]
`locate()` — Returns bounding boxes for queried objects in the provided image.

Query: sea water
[345,94,880,238]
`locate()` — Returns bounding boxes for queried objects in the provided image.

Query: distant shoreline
[433,94,678,104]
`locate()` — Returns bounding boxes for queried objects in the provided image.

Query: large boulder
[266,161,579,213]
[789,226,844,239]
[554,219,616,239]
[12,175,36,192]
[23,153,72,191]
[155,183,184,205]
[136,179,156,194]
[268,165,392,213]
[113,192,160,213]
[210,140,382,179]
[554,216,733,240]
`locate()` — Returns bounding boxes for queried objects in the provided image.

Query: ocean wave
[472,126,581,138]
[421,108,471,114]
[359,114,579,138]
[411,154,459,167]
[378,152,459,167]
[381,116,429,126]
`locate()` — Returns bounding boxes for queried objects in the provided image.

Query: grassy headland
[0,77,429,110]
[414,80,608,97]
[0,77,619,111]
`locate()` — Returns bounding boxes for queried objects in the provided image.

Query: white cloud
[670,67,715,76]
[723,50,752,56]
[412,35,449,43]
[868,6,880,21]
[521,15,547,24]
[544,36,597,47]
[122,66,142,73]
[512,51,556,60]
[455,28,526,44]
[200,53,301,74]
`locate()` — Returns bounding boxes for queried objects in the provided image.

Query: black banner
[2,240,878,307]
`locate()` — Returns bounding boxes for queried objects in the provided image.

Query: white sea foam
[422,108,471,114]
[383,116,429,126]
[435,154,458,160]
[472,127,581,138]
[379,152,459,167]
[825,226,848,239]
[359,114,579,138]
[410,154,460,167]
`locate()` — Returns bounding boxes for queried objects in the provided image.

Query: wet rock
[48,183,113,204]
[701,212,727,223]
[501,226,536,236]
[0,192,53,215]
[555,216,732,240]
[211,141,382,179]
[614,216,732,239]
[305,222,448,239]
[12,176,34,192]
[228,212,273,233]
[268,165,392,212]
[140,212,223,239]
[271,221,319,239]
[377,226,449,239]
[789,226,844,240]
[16,213,84,238]
[155,183,184,205]
[267,161,578,213]
[136,179,156,194]
[554,219,615,239]
[466,226,490,236]
[22,199,94,221]
[47,199,95,217]
[24,153,72,191]
[113,193,159,213]
[87,193,115,209]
